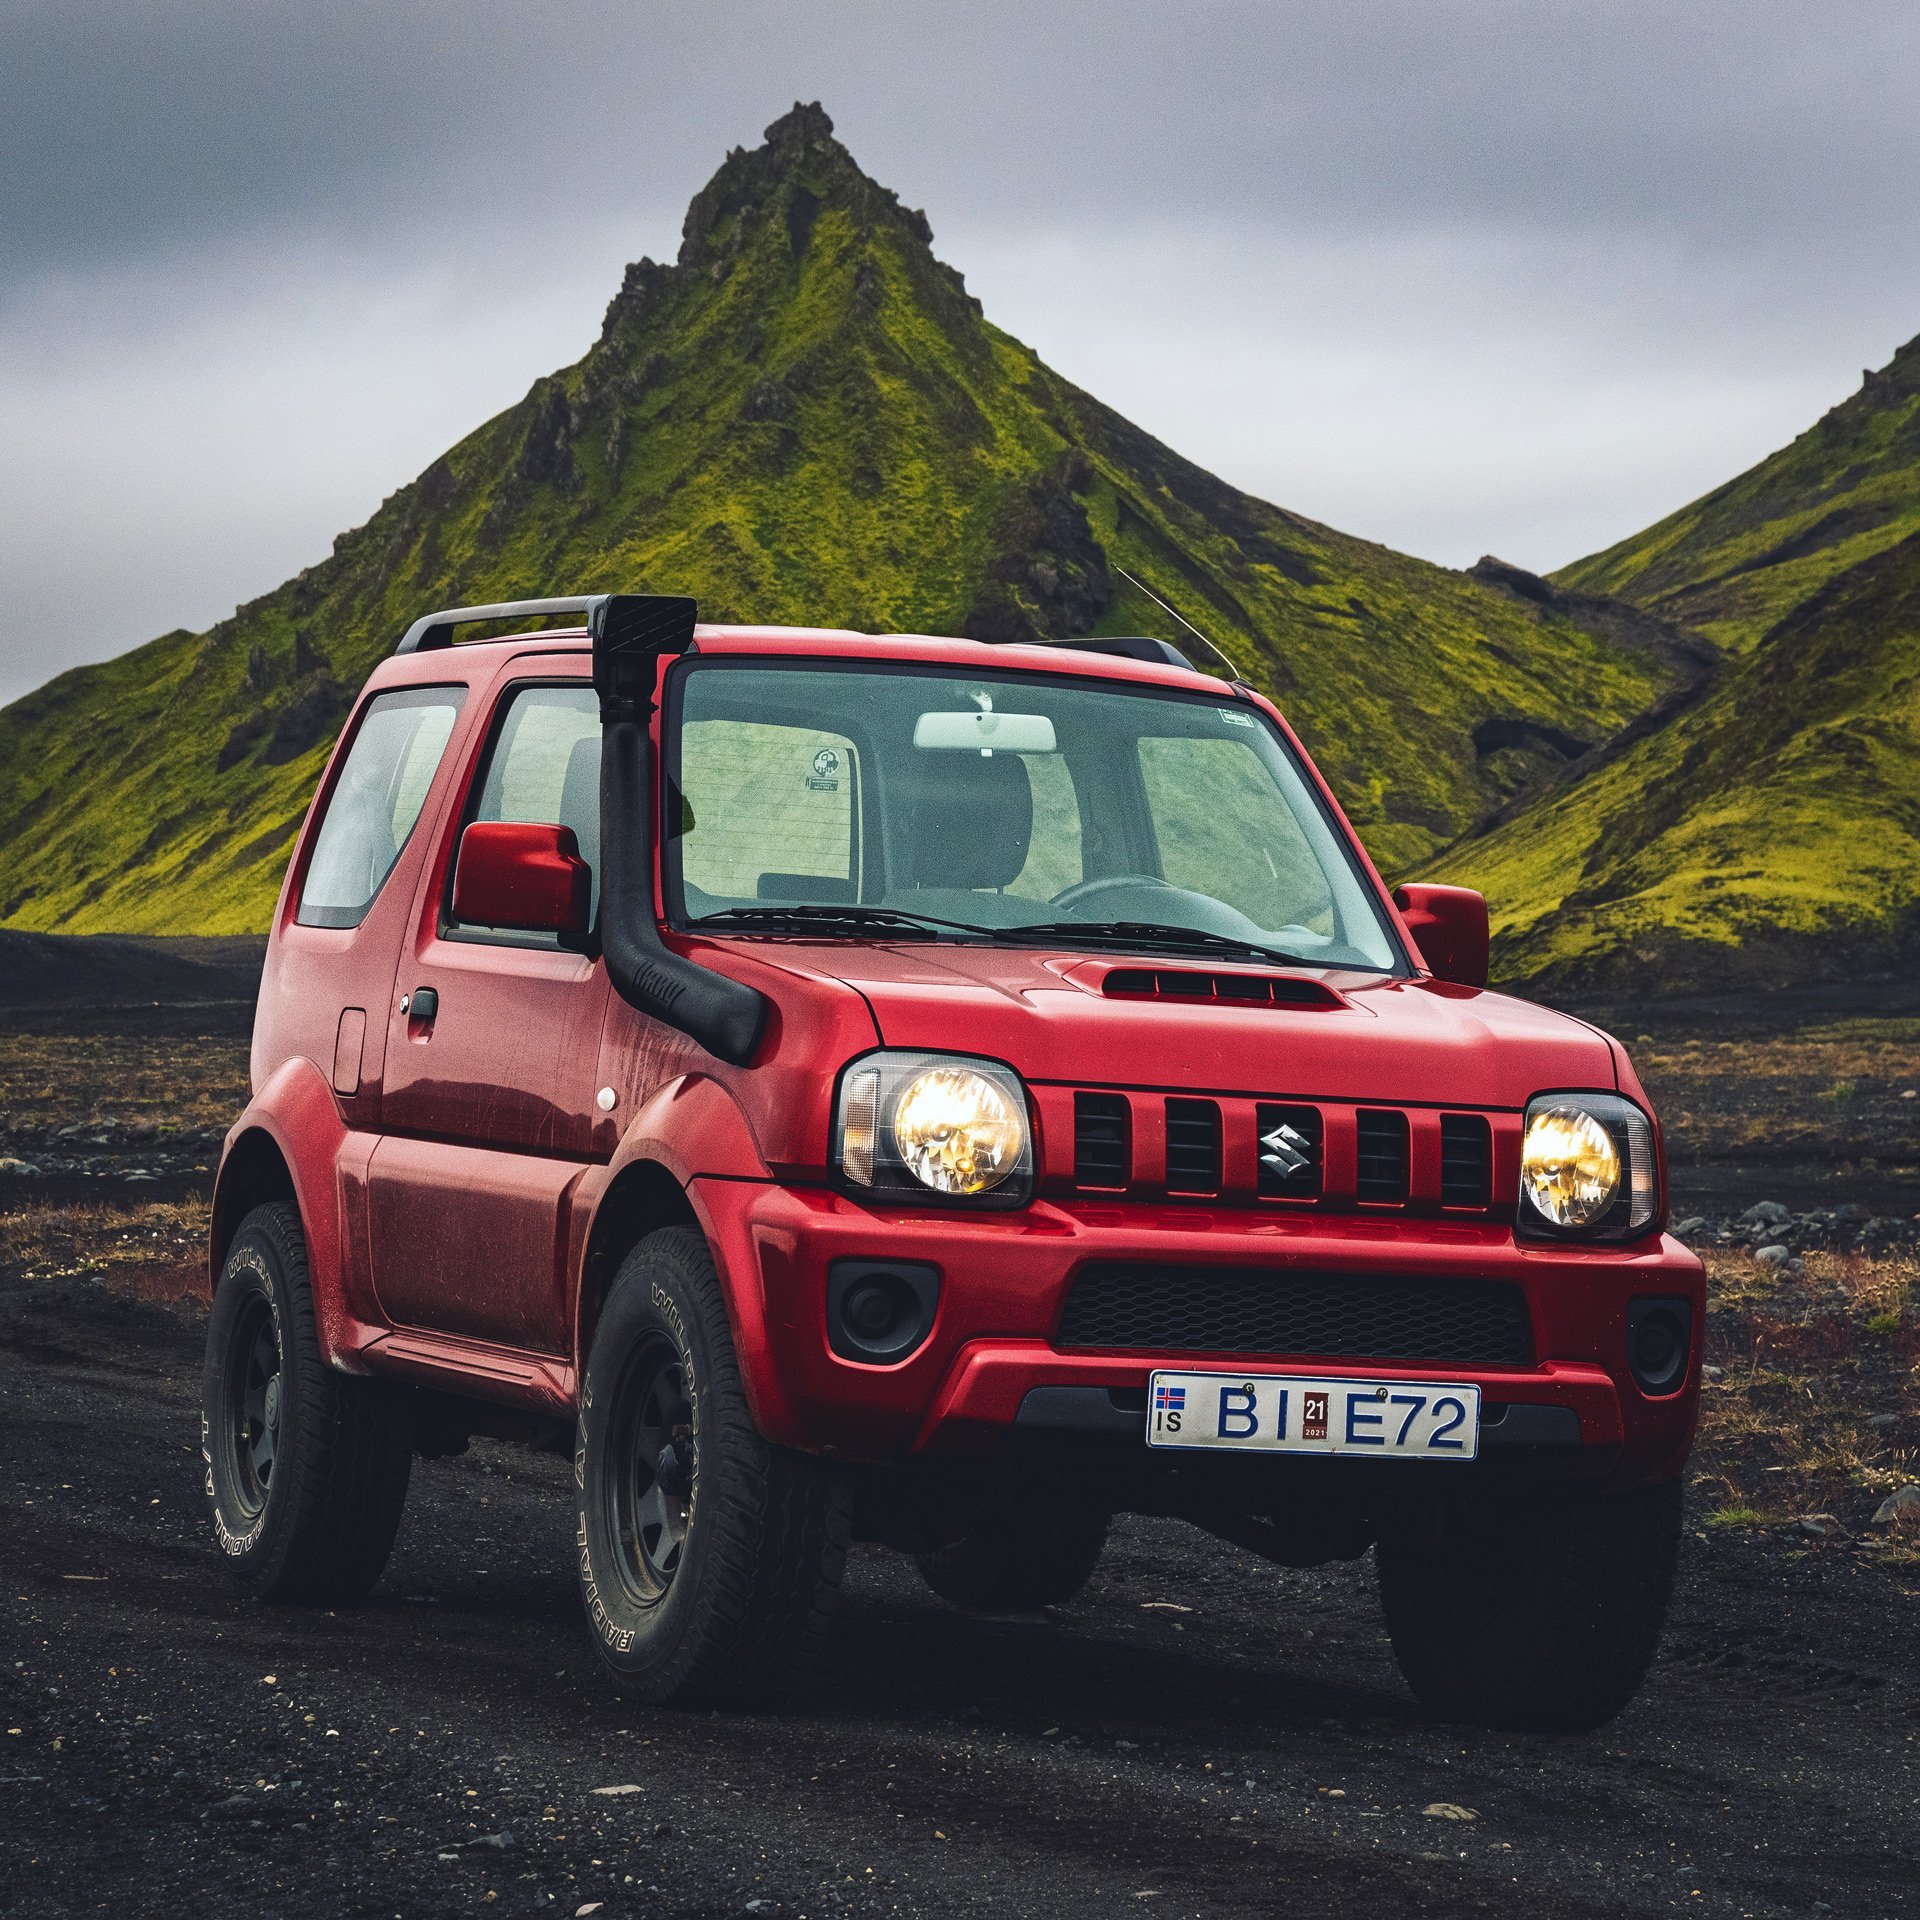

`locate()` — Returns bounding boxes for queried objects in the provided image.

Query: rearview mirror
[1392,883,1489,988]
[453,821,591,940]
[913,710,1057,753]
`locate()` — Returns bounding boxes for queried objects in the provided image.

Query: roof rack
[392,598,1196,674]
[1039,635,1194,669]
[394,595,611,655]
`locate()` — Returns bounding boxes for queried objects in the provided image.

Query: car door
[367,670,611,1354]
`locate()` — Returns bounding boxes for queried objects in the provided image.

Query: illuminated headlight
[833,1052,1033,1204]
[1518,1092,1658,1239]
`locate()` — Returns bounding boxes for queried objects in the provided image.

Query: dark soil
[1,944,1917,1919]
[2,1268,1916,1920]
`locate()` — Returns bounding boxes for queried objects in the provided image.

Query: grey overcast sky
[5,0,1920,706]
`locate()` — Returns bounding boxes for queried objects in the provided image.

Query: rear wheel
[201,1202,412,1602]
[574,1227,851,1706]
[1377,1479,1682,1731]
[916,1493,1110,1610]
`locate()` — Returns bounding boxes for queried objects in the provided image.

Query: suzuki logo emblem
[1259,1120,1314,1180]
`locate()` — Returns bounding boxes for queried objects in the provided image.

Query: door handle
[404,986,439,1024]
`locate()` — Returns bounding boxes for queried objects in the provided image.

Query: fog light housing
[1626,1296,1692,1396]
[827,1259,941,1365]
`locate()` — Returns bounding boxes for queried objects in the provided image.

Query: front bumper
[694,1179,1703,1487]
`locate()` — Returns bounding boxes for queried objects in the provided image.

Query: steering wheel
[1048,874,1183,913]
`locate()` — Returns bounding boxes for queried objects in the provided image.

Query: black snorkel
[592,594,768,1066]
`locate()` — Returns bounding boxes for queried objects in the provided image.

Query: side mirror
[452,821,591,940]
[1392,883,1489,988]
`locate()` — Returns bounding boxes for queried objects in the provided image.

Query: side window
[452,684,603,934]
[1137,735,1335,936]
[676,719,860,909]
[297,687,465,929]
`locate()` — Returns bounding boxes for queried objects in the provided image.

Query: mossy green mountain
[1433,337,1920,991]
[1559,335,1920,653]
[0,103,1687,936]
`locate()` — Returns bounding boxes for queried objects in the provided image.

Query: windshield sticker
[1218,709,1256,728]
[807,746,841,792]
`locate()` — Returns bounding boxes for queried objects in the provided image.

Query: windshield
[665,661,1403,972]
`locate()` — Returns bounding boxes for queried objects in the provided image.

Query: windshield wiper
[990,919,1316,969]
[686,904,992,941]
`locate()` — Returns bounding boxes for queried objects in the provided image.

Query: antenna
[1112,567,1250,681]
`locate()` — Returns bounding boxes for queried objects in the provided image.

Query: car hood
[730,940,1618,1110]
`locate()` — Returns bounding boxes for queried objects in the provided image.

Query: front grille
[1074,1092,1131,1189]
[1355,1108,1410,1203]
[1256,1102,1322,1199]
[1440,1113,1492,1207]
[1164,1099,1222,1193]
[1057,1263,1533,1366]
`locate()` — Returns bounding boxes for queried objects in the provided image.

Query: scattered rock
[1792,1513,1846,1540]
[1422,1802,1478,1821]
[1866,1412,1899,1431]
[1753,1245,1794,1271]
[1870,1485,1920,1532]
[1672,1216,1708,1239]
[590,1784,643,1797]
[464,1830,518,1850]
[1739,1201,1792,1227]
[0,1158,38,1176]
[1701,1364,1725,1382]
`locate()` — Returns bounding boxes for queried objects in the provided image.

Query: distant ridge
[1433,336,1920,991]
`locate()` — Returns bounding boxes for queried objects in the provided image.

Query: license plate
[1145,1370,1480,1460]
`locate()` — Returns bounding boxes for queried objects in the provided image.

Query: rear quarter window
[296,686,465,929]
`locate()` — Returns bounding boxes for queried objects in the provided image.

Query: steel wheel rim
[225,1291,282,1519]
[605,1335,696,1605]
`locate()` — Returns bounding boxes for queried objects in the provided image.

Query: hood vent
[1100,967,1343,1010]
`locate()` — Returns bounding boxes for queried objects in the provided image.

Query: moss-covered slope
[1436,529,1920,992]
[1430,332,1920,992]
[0,105,1682,935]
[1557,334,1920,653]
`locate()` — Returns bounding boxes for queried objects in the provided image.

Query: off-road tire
[916,1494,1110,1610]
[201,1202,412,1603]
[574,1226,851,1707]
[1377,1479,1682,1732]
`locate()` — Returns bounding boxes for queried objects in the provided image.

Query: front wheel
[1377,1479,1682,1732]
[574,1227,851,1707]
[201,1202,412,1602]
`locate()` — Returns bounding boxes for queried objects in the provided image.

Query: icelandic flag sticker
[1152,1381,1187,1433]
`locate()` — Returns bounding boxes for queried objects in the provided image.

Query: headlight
[1518,1092,1657,1238]
[833,1051,1033,1204]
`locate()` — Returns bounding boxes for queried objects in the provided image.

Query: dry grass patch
[0,1030,250,1134]
[1696,1247,1918,1559]
[1,1196,208,1307]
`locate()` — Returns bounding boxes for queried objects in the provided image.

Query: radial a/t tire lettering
[575,1225,851,1707]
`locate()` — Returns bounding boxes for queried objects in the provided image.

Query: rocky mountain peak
[598,101,944,348]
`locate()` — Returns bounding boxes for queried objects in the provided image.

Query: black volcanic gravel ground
[2,1267,1916,1920]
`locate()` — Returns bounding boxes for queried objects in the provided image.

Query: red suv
[202,594,1700,1729]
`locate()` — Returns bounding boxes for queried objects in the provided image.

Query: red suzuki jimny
[203,593,1701,1728]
